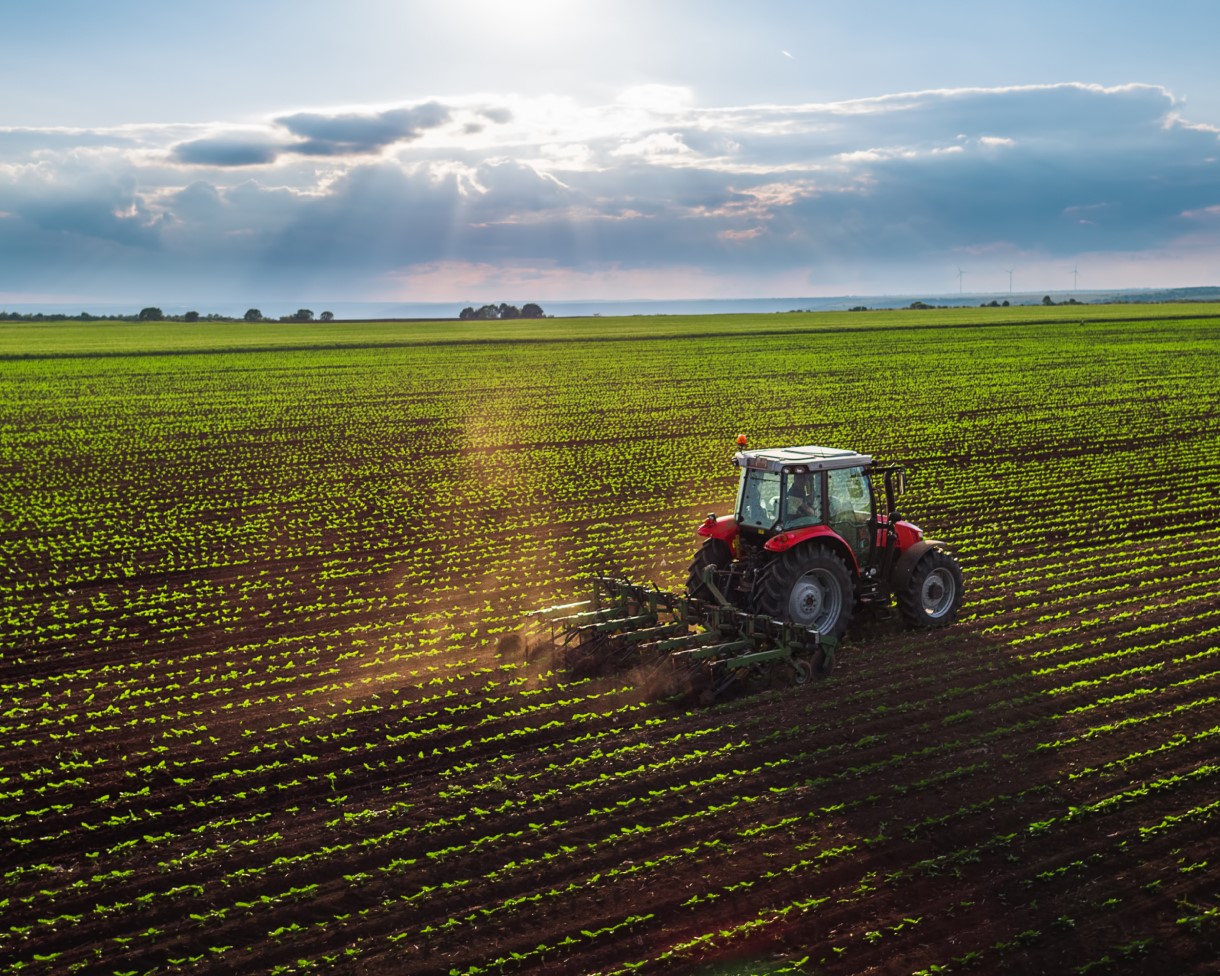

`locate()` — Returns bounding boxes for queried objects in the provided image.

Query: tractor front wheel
[898,548,964,627]
[756,545,855,639]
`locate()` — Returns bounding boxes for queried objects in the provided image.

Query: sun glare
[444,0,582,49]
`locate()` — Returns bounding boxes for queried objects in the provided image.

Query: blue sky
[2,0,1219,309]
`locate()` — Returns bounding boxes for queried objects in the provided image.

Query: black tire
[898,548,964,628]
[686,539,732,602]
[754,545,855,639]
[790,657,814,686]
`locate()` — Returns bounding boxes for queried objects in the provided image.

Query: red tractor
[536,439,963,701]
[686,439,963,638]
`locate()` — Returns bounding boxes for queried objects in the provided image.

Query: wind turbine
[956,267,966,295]
[1006,268,1015,294]
[1071,265,1079,291]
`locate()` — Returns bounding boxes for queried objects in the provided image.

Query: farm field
[2,306,1219,975]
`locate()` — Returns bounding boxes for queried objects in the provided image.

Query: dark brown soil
[3,532,1217,976]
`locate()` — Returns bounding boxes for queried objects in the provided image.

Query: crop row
[2,311,1218,973]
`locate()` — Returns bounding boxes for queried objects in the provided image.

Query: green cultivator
[536,573,837,705]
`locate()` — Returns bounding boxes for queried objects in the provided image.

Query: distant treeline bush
[459,303,545,320]
[2,304,548,323]
[0,307,335,323]
[0,310,222,322]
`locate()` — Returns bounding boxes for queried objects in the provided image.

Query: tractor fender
[697,515,739,544]
[697,514,741,558]
[890,539,945,593]
[764,525,861,576]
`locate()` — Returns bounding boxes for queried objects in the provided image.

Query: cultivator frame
[535,573,837,704]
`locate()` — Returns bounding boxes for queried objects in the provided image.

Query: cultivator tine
[636,629,719,655]
[580,612,659,635]
[529,598,593,616]
[616,620,689,647]
[670,638,755,665]
[554,615,608,647]
[550,607,614,627]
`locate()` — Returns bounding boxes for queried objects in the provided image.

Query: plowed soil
[2,312,1219,975]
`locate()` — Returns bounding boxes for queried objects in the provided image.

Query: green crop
[1,307,1218,974]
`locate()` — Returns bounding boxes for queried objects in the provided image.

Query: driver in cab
[785,472,818,522]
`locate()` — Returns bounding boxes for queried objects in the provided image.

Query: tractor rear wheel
[898,548,964,627]
[686,539,732,603]
[756,545,854,639]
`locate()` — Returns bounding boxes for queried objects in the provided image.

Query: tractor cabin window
[737,469,782,530]
[781,470,824,529]
[827,465,872,558]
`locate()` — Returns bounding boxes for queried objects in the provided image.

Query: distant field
[3,301,1218,356]
[2,306,1218,974]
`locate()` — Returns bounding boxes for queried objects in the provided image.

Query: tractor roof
[733,445,873,474]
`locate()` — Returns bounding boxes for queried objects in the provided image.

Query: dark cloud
[470,160,572,213]
[680,84,1182,175]
[167,180,223,213]
[0,172,169,300]
[275,102,451,156]
[479,106,513,125]
[1,169,159,247]
[167,102,457,167]
[257,163,466,271]
[458,106,513,136]
[171,136,282,167]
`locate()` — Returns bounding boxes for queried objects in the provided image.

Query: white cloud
[719,227,766,241]
[2,82,1218,302]
[611,132,697,161]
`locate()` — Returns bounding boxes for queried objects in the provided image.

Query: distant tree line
[1,304,550,323]
[270,309,334,322]
[904,299,1015,310]
[459,302,545,320]
[2,304,542,322]
[0,307,337,323]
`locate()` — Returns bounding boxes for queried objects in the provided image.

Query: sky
[2,0,1220,311]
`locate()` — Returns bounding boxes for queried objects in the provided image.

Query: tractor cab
[723,444,918,579]
[733,446,878,551]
